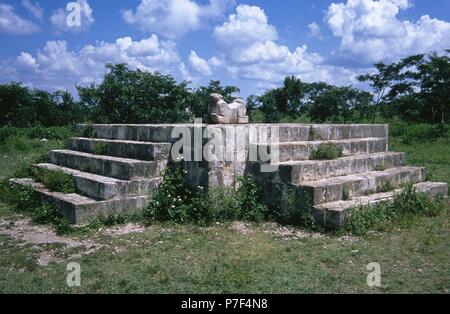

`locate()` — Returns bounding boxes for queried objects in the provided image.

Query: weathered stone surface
[70,138,171,161]
[251,152,405,183]
[50,150,166,180]
[10,178,152,224]
[11,123,447,226]
[255,137,388,162]
[35,163,162,200]
[297,166,425,205]
[209,94,249,124]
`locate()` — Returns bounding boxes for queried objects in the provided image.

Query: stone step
[50,150,166,180]
[76,123,388,142]
[10,178,152,225]
[255,138,388,162]
[313,182,448,227]
[76,124,202,143]
[34,163,162,200]
[297,166,426,205]
[251,152,405,183]
[275,124,388,142]
[70,137,171,161]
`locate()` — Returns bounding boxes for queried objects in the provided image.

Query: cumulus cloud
[204,4,358,92]
[308,22,322,39]
[326,0,450,66]
[189,51,213,76]
[50,0,94,33]
[122,0,235,39]
[1,35,182,93]
[22,0,43,21]
[214,5,277,47]
[0,3,39,34]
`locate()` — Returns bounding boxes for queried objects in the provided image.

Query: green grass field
[0,132,449,294]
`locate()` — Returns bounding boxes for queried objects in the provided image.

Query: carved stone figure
[209,93,249,124]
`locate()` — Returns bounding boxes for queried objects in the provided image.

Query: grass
[0,216,449,293]
[0,127,448,293]
[390,137,450,185]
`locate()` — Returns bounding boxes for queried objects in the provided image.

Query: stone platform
[11,123,448,226]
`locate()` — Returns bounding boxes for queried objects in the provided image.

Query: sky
[1,0,450,98]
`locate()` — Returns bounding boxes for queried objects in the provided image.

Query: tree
[359,51,450,123]
[416,52,450,123]
[77,64,193,124]
[308,86,372,123]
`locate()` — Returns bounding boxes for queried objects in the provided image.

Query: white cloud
[16,52,38,68]
[123,0,234,39]
[50,0,94,33]
[1,35,182,93]
[308,22,322,39]
[22,0,43,21]
[214,5,277,48]
[189,51,213,76]
[209,4,358,92]
[0,3,39,34]
[326,0,450,65]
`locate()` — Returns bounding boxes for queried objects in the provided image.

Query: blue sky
[1,0,450,97]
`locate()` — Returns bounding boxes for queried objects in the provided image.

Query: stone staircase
[11,125,173,224]
[249,124,448,226]
[10,123,448,227]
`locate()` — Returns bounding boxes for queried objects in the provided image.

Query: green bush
[0,182,38,212]
[144,162,199,224]
[235,176,268,222]
[390,122,449,144]
[310,143,343,160]
[144,162,268,225]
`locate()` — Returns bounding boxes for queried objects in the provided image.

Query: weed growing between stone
[93,142,108,155]
[338,183,449,236]
[30,168,77,194]
[310,143,343,160]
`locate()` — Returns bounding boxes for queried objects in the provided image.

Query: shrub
[235,176,268,222]
[310,143,343,160]
[144,162,198,224]
[0,182,38,212]
[144,162,269,225]
[390,122,449,144]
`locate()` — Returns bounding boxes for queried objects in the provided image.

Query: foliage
[30,168,77,194]
[144,162,268,225]
[0,83,89,127]
[144,162,205,224]
[339,184,449,236]
[93,142,109,155]
[359,51,450,123]
[77,64,194,124]
[310,143,343,160]
[235,176,268,223]
[0,126,75,143]
[390,122,448,144]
